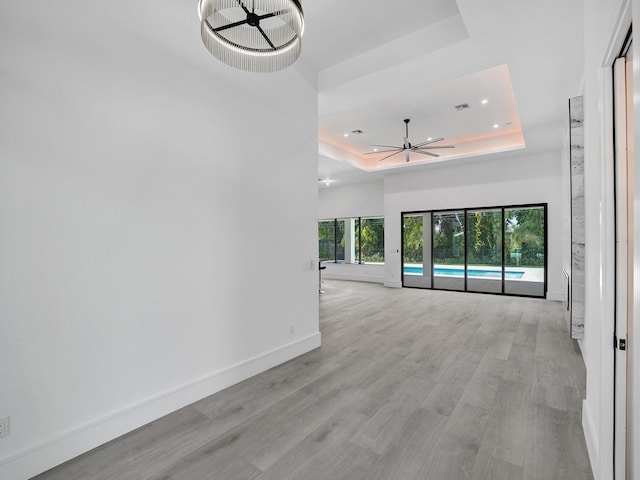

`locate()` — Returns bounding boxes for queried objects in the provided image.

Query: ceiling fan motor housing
[364,118,455,163]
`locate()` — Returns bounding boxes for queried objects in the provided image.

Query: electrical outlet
[0,417,10,438]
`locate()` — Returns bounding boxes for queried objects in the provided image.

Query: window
[433,211,466,291]
[467,209,502,293]
[318,217,385,264]
[504,206,545,296]
[335,219,346,262]
[318,220,336,261]
[356,217,385,263]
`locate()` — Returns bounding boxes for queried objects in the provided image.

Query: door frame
[605,3,634,479]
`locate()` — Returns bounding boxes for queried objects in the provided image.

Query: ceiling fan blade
[413,150,440,158]
[413,137,445,148]
[364,148,402,155]
[378,150,404,162]
[372,144,402,149]
[414,145,455,149]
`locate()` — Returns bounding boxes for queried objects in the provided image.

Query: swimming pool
[404,266,525,279]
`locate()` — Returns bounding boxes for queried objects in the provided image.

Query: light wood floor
[34,280,593,480]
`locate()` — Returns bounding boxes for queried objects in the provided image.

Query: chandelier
[198,0,304,73]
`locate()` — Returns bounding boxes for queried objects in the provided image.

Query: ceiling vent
[351,129,364,135]
[455,103,470,111]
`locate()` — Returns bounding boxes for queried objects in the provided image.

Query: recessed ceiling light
[481,99,489,105]
[325,180,331,186]
[344,133,349,137]
[427,137,433,141]
[373,148,378,152]
[493,124,499,129]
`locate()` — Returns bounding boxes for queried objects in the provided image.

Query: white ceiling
[301,0,462,71]
[305,0,584,189]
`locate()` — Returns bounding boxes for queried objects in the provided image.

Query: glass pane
[354,218,361,263]
[335,219,346,263]
[359,217,385,264]
[504,207,545,297]
[403,214,430,288]
[318,220,335,261]
[466,209,503,293]
[433,211,465,291]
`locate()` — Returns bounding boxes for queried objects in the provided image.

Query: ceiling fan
[365,118,455,162]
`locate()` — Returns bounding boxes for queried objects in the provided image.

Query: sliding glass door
[402,204,546,298]
[403,213,431,288]
[433,211,465,291]
[504,206,546,296]
[466,209,503,293]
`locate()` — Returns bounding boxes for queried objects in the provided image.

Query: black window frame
[401,203,548,298]
[318,216,385,264]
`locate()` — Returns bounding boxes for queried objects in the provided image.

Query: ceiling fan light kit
[198,0,304,73]
[365,118,455,163]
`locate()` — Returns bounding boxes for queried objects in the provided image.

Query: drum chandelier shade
[198,0,304,73]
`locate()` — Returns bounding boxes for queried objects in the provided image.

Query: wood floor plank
[254,408,369,480]
[480,379,532,467]
[470,451,524,480]
[242,387,361,471]
[279,441,377,480]
[502,344,536,384]
[350,401,418,455]
[358,407,449,480]
[417,402,491,479]
[523,403,592,480]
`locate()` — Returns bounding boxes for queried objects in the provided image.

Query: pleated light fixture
[198,0,304,73]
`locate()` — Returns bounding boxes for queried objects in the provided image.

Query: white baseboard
[384,280,402,288]
[323,273,383,284]
[0,333,321,480]
[582,399,599,479]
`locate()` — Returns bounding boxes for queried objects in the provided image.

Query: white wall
[631,2,640,476]
[579,1,628,479]
[319,181,384,219]
[383,152,564,298]
[0,3,320,479]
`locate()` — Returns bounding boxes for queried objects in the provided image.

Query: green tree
[360,218,384,262]
[318,220,335,260]
[505,208,544,267]
[403,216,423,263]
[433,213,464,263]
[470,211,501,265]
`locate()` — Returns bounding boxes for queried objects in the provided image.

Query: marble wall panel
[569,96,585,339]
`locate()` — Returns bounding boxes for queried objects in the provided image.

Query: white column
[423,213,432,287]
[344,218,357,264]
